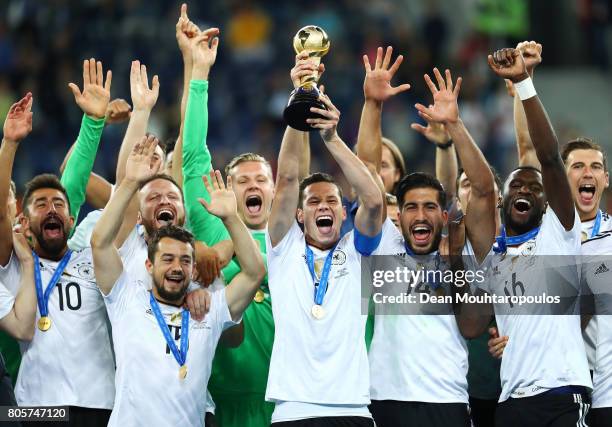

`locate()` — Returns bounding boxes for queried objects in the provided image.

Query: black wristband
[436,140,453,150]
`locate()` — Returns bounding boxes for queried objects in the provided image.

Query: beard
[139,212,185,237]
[30,224,69,258]
[153,277,189,303]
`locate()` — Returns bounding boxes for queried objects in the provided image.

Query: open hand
[362,46,411,102]
[199,170,238,221]
[415,68,462,124]
[125,134,159,184]
[411,115,451,145]
[68,58,112,119]
[2,93,33,143]
[130,60,159,112]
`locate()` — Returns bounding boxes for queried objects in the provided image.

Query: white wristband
[514,77,537,101]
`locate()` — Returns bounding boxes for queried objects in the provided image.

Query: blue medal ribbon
[493,225,540,254]
[33,250,72,318]
[149,292,189,369]
[305,243,338,306]
[590,210,602,238]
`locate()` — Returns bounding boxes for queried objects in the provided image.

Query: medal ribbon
[149,292,189,369]
[404,243,441,290]
[493,225,540,254]
[33,250,72,318]
[590,210,602,238]
[305,243,338,305]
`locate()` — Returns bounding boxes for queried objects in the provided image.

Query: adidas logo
[595,263,610,275]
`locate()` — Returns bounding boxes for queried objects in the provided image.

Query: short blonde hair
[225,153,273,178]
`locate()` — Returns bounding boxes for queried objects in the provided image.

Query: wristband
[514,77,537,100]
[436,140,453,150]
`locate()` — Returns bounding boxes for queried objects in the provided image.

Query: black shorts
[205,411,217,427]
[590,406,612,427]
[272,416,374,426]
[496,391,590,427]
[22,406,111,427]
[369,400,471,427]
[469,396,498,427]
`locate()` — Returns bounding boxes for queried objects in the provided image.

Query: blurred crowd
[0,0,611,213]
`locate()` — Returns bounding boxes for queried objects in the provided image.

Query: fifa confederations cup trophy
[283,25,330,131]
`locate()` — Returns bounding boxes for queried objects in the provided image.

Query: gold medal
[581,231,588,242]
[254,289,265,303]
[311,304,325,319]
[170,311,182,324]
[38,316,52,331]
[179,365,187,380]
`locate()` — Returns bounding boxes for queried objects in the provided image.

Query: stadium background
[0,0,611,215]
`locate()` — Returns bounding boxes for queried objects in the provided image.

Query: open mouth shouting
[155,208,176,227]
[512,197,533,218]
[315,214,334,235]
[41,216,65,240]
[245,194,263,215]
[578,183,596,206]
[410,222,432,246]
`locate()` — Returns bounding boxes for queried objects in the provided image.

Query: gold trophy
[283,25,330,131]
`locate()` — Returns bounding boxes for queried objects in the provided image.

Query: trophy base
[283,86,327,132]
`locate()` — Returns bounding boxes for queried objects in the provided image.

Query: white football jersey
[368,218,469,403]
[581,211,612,370]
[265,222,372,409]
[104,273,236,426]
[581,231,612,408]
[477,210,591,402]
[68,209,103,251]
[118,225,151,287]
[0,249,115,408]
[0,279,15,320]
[117,225,221,414]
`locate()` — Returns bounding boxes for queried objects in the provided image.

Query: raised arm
[61,58,111,224]
[112,61,160,247]
[512,41,543,169]
[59,99,131,209]
[182,28,233,253]
[268,55,316,246]
[488,48,574,229]
[0,93,33,265]
[0,232,36,341]
[356,46,411,173]
[268,126,302,246]
[198,171,265,321]
[309,94,384,237]
[171,3,201,188]
[115,61,159,185]
[415,68,496,261]
[91,135,160,295]
[411,116,458,201]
